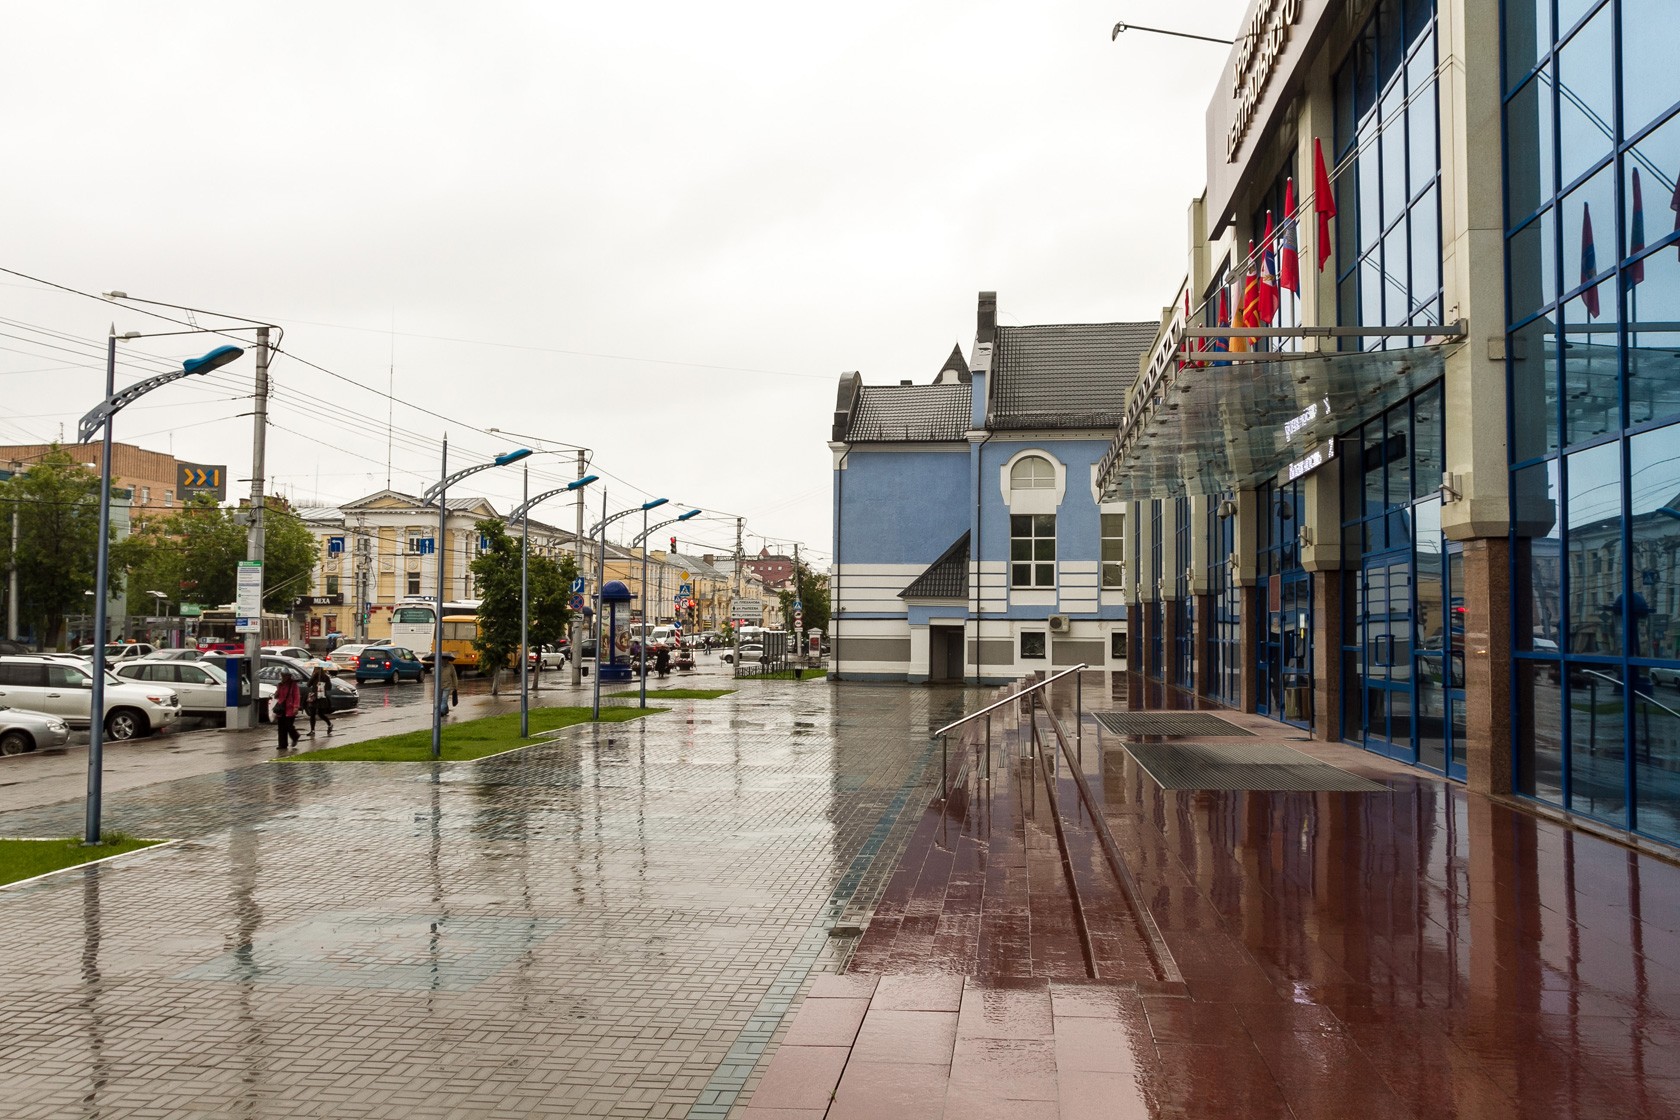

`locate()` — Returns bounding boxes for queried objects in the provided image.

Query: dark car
[202,653,361,712]
[354,646,424,684]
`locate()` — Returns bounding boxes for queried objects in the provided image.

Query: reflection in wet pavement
[0,681,981,1119]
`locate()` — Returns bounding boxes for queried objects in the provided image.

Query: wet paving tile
[0,682,985,1119]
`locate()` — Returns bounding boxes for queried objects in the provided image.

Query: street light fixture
[631,508,701,709]
[509,471,597,738]
[81,335,244,845]
[420,438,532,760]
[587,497,667,718]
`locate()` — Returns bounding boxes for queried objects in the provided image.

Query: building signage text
[1228,0,1302,161]
[1284,437,1336,483]
[1283,396,1332,444]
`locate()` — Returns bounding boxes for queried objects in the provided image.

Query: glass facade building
[1505,0,1680,843]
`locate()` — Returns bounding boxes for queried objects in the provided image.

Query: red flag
[1671,167,1680,258]
[1279,178,1301,296]
[1628,168,1645,288]
[1313,138,1336,272]
[1581,202,1600,319]
[1240,243,1261,349]
[1258,211,1280,325]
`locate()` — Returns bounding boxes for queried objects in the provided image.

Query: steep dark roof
[937,343,971,383]
[899,532,970,599]
[990,322,1157,430]
[845,383,972,442]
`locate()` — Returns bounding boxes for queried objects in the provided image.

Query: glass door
[1361,555,1415,761]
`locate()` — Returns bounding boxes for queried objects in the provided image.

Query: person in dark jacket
[306,666,334,736]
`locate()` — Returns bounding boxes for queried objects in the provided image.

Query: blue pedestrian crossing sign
[679,582,693,596]
[571,577,585,594]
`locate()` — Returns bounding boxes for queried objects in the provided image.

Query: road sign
[679,582,693,596]
[680,571,690,581]
[730,598,763,622]
[235,561,262,631]
[793,599,803,612]
[570,594,585,610]
[571,577,585,594]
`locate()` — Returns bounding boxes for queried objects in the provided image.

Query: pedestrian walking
[274,672,303,752]
[436,654,459,718]
[305,666,334,736]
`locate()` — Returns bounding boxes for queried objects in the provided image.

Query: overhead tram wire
[0,266,816,540]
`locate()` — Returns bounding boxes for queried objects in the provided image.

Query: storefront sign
[1228,0,1302,161]
[1283,437,1337,483]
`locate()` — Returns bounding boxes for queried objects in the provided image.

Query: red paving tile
[745,1045,850,1111]
[847,1008,958,1065]
[778,997,870,1047]
[747,673,1680,1118]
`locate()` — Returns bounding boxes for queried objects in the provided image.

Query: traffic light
[670,536,677,553]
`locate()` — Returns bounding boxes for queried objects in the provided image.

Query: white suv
[71,643,156,663]
[0,656,181,740]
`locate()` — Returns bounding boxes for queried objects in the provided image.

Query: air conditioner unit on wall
[1048,614,1070,633]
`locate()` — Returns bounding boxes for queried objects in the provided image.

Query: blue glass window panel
[1505,68,1555,229]
[1561,161,1618,294]
[1621,0,1680,139]
[1378,0,1405,90]
[1511,313,1562,461]
[1407,77,1438,203]
[1380,82,1409,227]
[1412,383,1444,499]
[1516,662,1567,803]
[1565,439,1624,653]
[1626,109,1680,265]
[1628,426,1680,665]
[1405,0,1434,49]
[1567,666,1629,826]
[1515,459,1563,648]
[1336,169,1358,280]
[1503,0,1551,93]
[1359,124,1383,254]
[1361,254,1385,337]
[1626,231,1680,427]
[1561,282,1622,444]
[1508,210,1558,326]
[1383,221,1412,325]
[1634,700,1680,844]
[1335,58,1357,156]
[1556,5,1616,189]
[1410,183,1442,312]
[1339,273,1359,331]
[1556,0,1605,38]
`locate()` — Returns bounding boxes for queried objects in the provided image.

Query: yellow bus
[438,614,484,672]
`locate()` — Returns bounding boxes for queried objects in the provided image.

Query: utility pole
[792,541,801,664]
[237,326,269,728]
[7,505,18,642]
[734,516,744,598]
[570,449,586,687]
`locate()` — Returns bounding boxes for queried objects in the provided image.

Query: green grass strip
[286,705,662,762]
[605,688,735,700]
[0,834,162,887]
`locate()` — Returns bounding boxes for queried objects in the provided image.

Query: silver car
[0,705,71,755]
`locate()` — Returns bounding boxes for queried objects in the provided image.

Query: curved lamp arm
[422,448,531,503]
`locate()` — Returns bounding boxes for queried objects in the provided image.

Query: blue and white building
[829,293,1156,683]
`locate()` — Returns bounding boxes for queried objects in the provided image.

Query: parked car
[354,646,425,684]
[327,644,372,673]
[0,655,180,740]
[0,704,71,755]
[114,659,276,719]
[1646,665,1679,689]
[141,648,210,662]
[527,643,569,671]
[0,639,31,656]
[264,645,313,661]
[72,642,156,663]
[721,643,765,666]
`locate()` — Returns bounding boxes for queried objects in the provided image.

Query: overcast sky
[1,0,1247,563]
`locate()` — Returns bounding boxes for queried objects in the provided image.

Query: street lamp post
[81,336,245,844]
[586,496,668,718]
[509,471,596,739]
[421,439,531,760]
[631,508,700,709]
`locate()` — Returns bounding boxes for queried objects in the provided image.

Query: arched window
[1010,455,1055,490]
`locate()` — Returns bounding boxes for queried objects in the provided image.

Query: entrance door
[1258,572,1313,726]
[929,626,964,683]
[1361,556,1415,761]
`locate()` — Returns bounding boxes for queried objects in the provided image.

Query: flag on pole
[1279,178,1301,296]
[1258,212,1280,324]
[1628,168,1646,288]
[1228,275,1249,354]
[1581,202,1600,319]
[1313,138,1336,272]
[1209,286,1230,366]
[1238,245,1262,351]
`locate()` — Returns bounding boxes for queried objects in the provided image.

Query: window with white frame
[406,528,428,554]
[1101,512,1124,589]
[406,570,422,596]
[1010,514,1055,588]
[1009,455,1056,490]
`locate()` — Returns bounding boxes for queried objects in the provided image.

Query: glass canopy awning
[1096,340,1459,502]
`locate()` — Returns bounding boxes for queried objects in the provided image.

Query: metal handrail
[934,663,1088,737]
[1579,668,1680,720]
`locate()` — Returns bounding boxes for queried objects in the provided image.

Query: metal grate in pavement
[1094,712,1254,737]
[1118,740,1389,792]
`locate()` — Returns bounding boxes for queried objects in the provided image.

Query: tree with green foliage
[115,495,320,615]
[469,518,579,695]
[777,563,831,637]
[0,448,112,647]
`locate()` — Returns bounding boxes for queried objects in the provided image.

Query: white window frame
[1010,514,1056,588]
[1101,511,1125,590]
